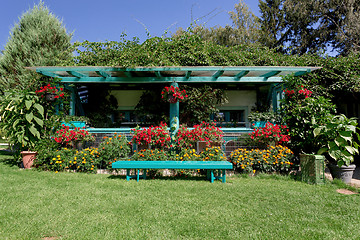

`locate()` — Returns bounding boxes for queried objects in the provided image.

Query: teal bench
[112,161,233,183]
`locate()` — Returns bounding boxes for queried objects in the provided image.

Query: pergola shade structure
[29,66,320,142]
[28,66,320,84]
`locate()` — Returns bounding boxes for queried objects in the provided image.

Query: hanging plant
[161,86,188,103]
[35,84,65,101]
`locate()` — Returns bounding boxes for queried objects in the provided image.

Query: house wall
[110,90,144,110]
[220,90,256,109]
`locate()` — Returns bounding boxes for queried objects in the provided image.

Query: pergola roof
[27,66,321,84]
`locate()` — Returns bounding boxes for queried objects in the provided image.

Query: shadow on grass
[108,174,209,182]
[0,150,18,167]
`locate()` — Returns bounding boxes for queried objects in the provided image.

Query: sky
[0,0,260,51]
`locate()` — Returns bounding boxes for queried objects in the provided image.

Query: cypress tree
[0,1,72,91]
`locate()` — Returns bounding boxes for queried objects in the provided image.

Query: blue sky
[0,0,260,51]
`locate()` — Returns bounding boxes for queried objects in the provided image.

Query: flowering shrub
[36,84,65,100]
[284,85,312,99]
[175,148,200,161]
[97,133,131,169]
[131,123,171,149]
[48,148,75,172]
[132,149,168,161]
[53,125,95,147]
[48,147,100,173]
[161,85,188,103]
[248,122,290,148]
[176,121,223,148]
[229,145,294,174]
[199,146,227,161]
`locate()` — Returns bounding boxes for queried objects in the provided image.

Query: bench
[112,161,233,183]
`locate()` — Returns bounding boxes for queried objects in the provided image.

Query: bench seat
[112,161,233,183]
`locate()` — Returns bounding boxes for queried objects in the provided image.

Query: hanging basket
[168,96,178,104]
[45,93,56,101]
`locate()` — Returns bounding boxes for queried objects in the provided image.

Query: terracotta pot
[21,151,37,169]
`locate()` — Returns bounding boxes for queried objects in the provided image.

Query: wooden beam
[124,71,132,77]
[66,71,87,78]
[58,76,283,84]
[260,71,281,78]
[234,70,249,80]
[212,70,224,79]
[38,70,60,78]
[154,71,162,78]
[95,71,111,78]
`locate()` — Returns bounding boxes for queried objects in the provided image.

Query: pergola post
[169,82,180,147]
[69,86,76,116]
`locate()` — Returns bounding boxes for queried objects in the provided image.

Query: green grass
[1,154,360,240]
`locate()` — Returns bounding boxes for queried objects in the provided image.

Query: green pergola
[29,66,320,135]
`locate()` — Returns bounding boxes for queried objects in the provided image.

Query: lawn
[1,154,360,240]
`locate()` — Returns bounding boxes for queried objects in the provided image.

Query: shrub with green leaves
[0,90,44,152]
[229,145,294,174]
[132,149,168,161]
[97,133,131,169]
[199,146,227,161]
[314,114,359,167]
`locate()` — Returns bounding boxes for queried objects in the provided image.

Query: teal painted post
[210,170,214,183]
[69,86,76,116]
[126,169,131,181]
[169,82,180,147]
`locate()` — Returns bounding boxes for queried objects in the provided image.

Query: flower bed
[229,145,294,174]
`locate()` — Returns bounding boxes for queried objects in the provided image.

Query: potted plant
[0,90,45,168]
[161,86,188,103]
[314,114,359,183]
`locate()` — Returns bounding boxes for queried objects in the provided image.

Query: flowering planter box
[60,121,86,129]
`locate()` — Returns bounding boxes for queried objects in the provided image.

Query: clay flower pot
[21,151,37,169]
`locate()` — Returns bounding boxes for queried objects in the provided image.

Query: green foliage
[180,85,228,125]
[314,114,359,167]
[281,84,336,154]
[98,133,131,169]
[199,146,227,161]
[229,145,294,173]
[131,149,169,161]
[0,90,44,151]
[248,111,281,123]
[258,0,360,55]
[0,1,72,91]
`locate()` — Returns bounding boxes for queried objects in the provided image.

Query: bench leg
[222,169,226,183]
[210,170,214,183]
[143,169,147,180]
[126,169,131,181]
[136,169,140,182]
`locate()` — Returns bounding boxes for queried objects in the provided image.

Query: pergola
[28,66,320,136]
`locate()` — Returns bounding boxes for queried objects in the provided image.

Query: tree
[258,0,286,50]
[174,0,260,47]
[259,0,360,55]
[0,1,72,91]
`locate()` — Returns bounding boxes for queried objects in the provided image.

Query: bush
[97,133,131,169]
[229,145,294,174]
[41,147,100,173]
[132,149,168,161]
[131,123,171,149]
[199,146,227,161]
[176,122,223,149]
[247,122,290,148]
